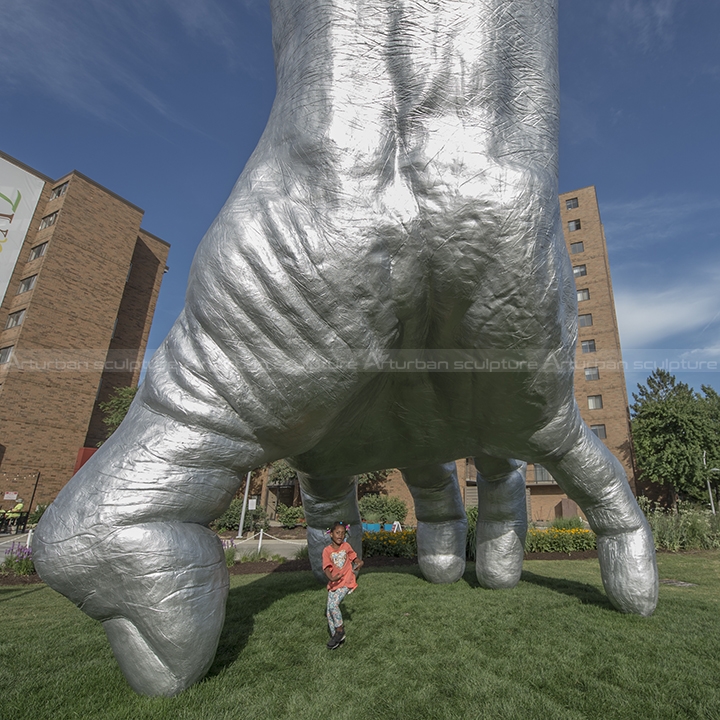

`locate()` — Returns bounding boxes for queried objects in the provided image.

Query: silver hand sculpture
[34,0,658,697]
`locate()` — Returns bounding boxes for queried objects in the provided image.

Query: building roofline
[559,185,597,196]
[138,227,171,249]
[58,170,145,214]
[0,150,54,183]
[1,150,148,216]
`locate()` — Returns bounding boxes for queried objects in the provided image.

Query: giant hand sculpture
[34,0,658,697]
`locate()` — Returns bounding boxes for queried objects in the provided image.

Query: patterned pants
[326,587,352,635]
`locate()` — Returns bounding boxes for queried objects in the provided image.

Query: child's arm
[352,559,364,571]
[324,565,341,581]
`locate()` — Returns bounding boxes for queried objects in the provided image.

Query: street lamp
[703,451,719,516]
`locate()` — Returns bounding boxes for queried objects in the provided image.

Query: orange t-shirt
[322,541,358,591]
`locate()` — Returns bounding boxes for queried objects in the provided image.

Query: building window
[534,465,555,483]
[579,313,593,327]
[573,264,587,277]
[5,309,25,329]
[565,197,579,210]
[17,275,37,294]
[39,212,58,230]
[577,288,590,302]
[588,395,603,410]
[591,424,607,439]
[570,241,584,254]
[29,242,48,261]
[585,366,600,381]
[568,219,582,232]
[0,346,13,364]
[581,339,596,354]
[50,182,68,200]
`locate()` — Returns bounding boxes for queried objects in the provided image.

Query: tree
[631,370,715,503]
[98,385,138,443]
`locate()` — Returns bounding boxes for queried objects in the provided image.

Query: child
[322,521,364,649]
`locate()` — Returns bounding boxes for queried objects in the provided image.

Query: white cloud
[616,280,720,347]
[681,346,720,361]
[602,194,720,252]
[0,0,265,125]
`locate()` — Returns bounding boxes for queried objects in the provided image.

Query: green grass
[3,553,720,720]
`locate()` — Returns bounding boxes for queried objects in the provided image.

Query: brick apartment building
[0,150,169,511]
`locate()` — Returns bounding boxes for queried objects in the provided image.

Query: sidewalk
[230,531,307,561]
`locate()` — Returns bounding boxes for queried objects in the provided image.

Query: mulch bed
[0,573,44,586]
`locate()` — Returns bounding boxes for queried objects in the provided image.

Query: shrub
[358,494,385,521]
[525,527,596,553]
[357,469,390,485]
[28,504,48,526]
[221,539,236,567]
[384,496,408,524]
[269,460,298,483]
[277,503,306,528]
[466,505,478,560]
[638,497,720,551]
[211,499,269,534]
[358,494,408,524]
[294,545,309,560]
[362,529,417,558]
[550,516,585,530]
[3,542,35,575]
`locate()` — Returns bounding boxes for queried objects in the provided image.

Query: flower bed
[525,527,596,554]
[362,529,417,558]
[3,542,35,576]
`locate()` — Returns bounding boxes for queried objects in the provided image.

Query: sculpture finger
[33,350,270,695]
[539,405,658,616]
[473,454,528,590]
[297,472,361,583]
[401,462,467,583]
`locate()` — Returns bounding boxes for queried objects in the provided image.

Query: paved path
[230,531,307,560]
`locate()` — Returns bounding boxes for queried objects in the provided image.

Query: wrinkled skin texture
[34,0,658,697]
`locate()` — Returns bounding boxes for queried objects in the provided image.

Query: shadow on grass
[461,562,612,610]
[520,570,613,610]
[0,585,46,604]
[209,569,320,678]
[210,562,425,676]
[211,560,612,675]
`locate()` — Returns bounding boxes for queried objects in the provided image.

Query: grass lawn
[3,552,720,720]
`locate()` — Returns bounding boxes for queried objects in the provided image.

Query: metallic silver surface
[34,0,657,697]
[475,457,528,589]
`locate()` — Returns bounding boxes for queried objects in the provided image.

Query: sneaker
[326,630,346,649]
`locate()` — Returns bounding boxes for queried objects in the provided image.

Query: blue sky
[2,0,719,401]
